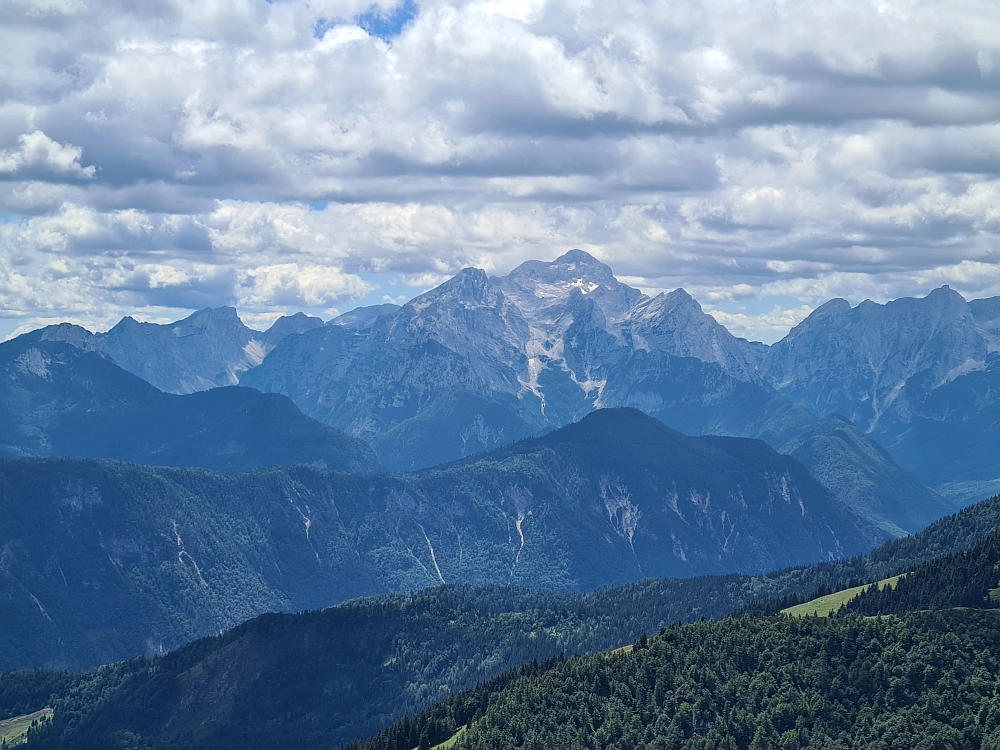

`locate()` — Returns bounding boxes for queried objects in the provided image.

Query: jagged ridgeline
[0,409,877,671]
[2,494,998,750]
[1,252,971,537]
[236,252,1000,506]
[9,252,997,513]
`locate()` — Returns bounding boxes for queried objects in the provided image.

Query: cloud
[707,305,815,344]
[0,0,999,342]
[0,131,95,180]
[237,263,374,309]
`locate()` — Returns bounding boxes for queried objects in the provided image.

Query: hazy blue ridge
[0,408,877,672]
[0,332,381,474]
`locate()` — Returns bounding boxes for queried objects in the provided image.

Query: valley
[4,0,996,745]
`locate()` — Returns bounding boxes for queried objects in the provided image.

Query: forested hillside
[842,530,1000,616]
[1,493,998,749]
[351,611,1000,750]
[0,409,878,671]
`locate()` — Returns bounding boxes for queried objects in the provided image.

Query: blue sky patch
[356,0,418,41]
[313,1,418,41]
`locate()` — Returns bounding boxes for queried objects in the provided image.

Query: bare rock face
[96,308,324,395]
[241,254,998,516]
[330,304,401,331]
[621,288,761,382]
[243,250,764,468]
[259,312,325,349]
[756,287,1000,501]
[971,296,1000,350]
[761,286,990,431]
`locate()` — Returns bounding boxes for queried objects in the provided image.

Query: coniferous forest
[4,0,1000,741]
[352,611,1000,750]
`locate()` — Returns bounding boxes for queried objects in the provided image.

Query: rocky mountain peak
[170,306,250,338]
[265,311,321,331]
[383,267,528,385]
[622,288,761,381]
[410,267,494,308]
[331,304,400,330]
[506,251,608,285]
[637,288,702,316]
[262,312,325,339]
[926,284,962,300]
[665,286,698,304]
[256,313,327,358]
[36,323,107,355]
[109,315,140,330]
[763,286,990,430]
[96,308,257,394]
[556,248,604,265]
[808,298,852,319]
[502,250,644,323]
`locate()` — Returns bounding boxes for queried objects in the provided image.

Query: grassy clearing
[434,726,467,748]
[0,708,53,746]
[782,575,904,618]
[608,644,634,656]
[418,726,466,750]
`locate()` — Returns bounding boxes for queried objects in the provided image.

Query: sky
[1,0,999,344]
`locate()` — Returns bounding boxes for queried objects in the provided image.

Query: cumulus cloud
[0,131,95,180]
[707,305,816,343]
[1,0,999,341]
[237,263,374,310]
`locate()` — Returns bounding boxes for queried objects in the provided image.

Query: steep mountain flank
[761,287,989,430]
[0,330,380,473]
[91,308,323,394]
[241,253,948,537]
[761,287,1000,500]
[0,410,874,671]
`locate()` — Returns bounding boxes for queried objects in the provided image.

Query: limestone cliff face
[758,287,1000,500]
[243,250,765,468]
[95,308,322,395]
[761,286,991,431]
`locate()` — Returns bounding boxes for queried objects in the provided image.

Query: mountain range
[6,250,992,534]
[761,285,1000,503]
[95,308,324,394]
[3,248,1000,749]
[24,253,993,505]
[243,254,996,507]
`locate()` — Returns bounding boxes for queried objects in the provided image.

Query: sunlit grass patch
[782,575,904,617]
